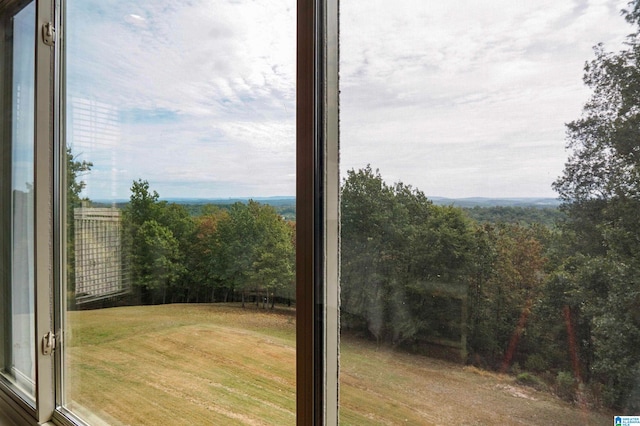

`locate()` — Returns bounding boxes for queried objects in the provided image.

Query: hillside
[64,304,611,425]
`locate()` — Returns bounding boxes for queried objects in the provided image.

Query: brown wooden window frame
[296,0,339,424]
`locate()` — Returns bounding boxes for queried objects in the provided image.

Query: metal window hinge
[42,22,56,46]
[41,331,57,356]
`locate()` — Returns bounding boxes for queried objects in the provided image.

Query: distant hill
[164,196,296,206]
[162,196,296,207]
[164,196,560,209]
[93,196,561,210]
[92,196,296,207]
[428,197,561,209]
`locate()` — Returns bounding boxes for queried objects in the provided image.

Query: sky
[341,0,632,198]
[66,0,633,200]
[67,0,296,200]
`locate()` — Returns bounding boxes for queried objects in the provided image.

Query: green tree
[467,224,547,368]
[249,203,295,308]
[340,166,397,340]
[156,201,196,302]
[211,202,258,306]
[122,180,190,304]
[210,201,295,308]
[125,179,159,225]
[189,207,228,302]
[340,166,476,347]
[551,1,640,410]
[135,219,185,304]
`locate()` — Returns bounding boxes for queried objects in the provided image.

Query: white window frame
[0,0,55,423]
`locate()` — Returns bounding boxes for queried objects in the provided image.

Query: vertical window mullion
[323,0,339,423]
[33,0,55,422]
[296,0,339,424]
[296,0,316,422]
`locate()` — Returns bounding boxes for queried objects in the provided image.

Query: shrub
[555,371,577,402]
[524,354,548,373]
[516,372,546,390]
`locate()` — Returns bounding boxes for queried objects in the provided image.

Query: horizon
[90,194,562,204]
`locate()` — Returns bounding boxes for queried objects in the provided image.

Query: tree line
[340,166,553,382]
[109,180,295,307]
[463,205,564,227]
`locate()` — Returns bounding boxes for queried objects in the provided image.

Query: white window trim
[0,0,56,423]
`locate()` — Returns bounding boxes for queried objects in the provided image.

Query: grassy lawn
[65,304,611,425]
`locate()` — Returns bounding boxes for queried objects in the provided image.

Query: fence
[74,207,129,304]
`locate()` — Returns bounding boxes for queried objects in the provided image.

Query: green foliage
[464,206,565,227]
[340,166,552,370]
[340,166,476,345]
[548,2,640,410]
[122,180,193,304]
[210,201,294,307]
[467,223,547,367]
[120,181,295,308]
[516,372,546,390]
[556,371,577,402]
[587,262,640,411]
[135,220,184,290]
[178,200,295,221]
[525,354,549,373]
[188,208,229,302]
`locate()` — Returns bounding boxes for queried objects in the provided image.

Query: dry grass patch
[339,337,612,425]
[66,304,295,425]
[64,304,611,425]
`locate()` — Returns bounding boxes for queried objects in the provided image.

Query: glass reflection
[339,0,637,422]
[0,0,36,401]
[63,1,296,424]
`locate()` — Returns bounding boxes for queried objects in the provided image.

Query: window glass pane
[339,1,638,422]
[62,1,296,424]
[0,0,36,402]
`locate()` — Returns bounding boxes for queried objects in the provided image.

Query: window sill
[0,391,36,426]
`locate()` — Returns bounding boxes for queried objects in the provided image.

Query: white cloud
[67,0,295,199]
[340,0,631,197]
[67,0,632,199]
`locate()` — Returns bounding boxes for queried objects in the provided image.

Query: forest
[123,180,295,307]
[65,1,640,414]
[67,156,296,308]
